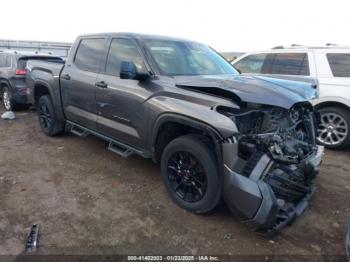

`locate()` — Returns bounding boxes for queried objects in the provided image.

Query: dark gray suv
[0,50,63,110]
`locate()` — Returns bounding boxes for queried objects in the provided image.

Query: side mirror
[120,61,149,81]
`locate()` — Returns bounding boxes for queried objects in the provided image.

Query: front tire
[38,95,65,136]
[316,106,350,149]
[160,135,222,213]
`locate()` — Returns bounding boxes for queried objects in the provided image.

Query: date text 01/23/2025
[127,255,219,261]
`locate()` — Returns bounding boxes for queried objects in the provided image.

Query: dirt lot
[0,106,349,258]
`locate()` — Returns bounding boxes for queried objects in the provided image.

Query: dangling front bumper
[222,143,324,235]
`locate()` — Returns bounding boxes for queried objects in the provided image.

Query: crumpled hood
[174,74,318,109]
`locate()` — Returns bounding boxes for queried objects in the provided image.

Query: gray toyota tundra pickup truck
[26,33,324,234]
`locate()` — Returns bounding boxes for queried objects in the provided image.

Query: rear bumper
[12,92,28,104]
[223,145,324,235]
[8,78,30,105]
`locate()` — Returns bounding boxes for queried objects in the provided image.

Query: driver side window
[234,54,267,74]
[105,38,143,76]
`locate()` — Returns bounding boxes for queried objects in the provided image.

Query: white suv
[232,45,350,149]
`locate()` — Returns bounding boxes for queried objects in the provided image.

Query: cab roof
[77,32,198,43]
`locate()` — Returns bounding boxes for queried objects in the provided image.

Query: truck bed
[26,60,65,106]
[26,59,65,76]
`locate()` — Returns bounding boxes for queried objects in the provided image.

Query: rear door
[95,37,152,148]
[60,37,107,129]
[266,52,311,76]
[0,54,13,78]
[0,53,9,90]
[0,54,14,89]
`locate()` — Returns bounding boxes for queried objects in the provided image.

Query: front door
[95,38,152,148]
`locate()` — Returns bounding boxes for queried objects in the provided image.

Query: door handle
[95,81,108,88]
[61,74,71,80]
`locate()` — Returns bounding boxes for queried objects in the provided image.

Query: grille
[241,151,264,177]
[265,166,311,203]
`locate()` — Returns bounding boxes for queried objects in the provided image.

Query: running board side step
[70,125,90,137]
[66,120,151,159]
[108,141,133,158]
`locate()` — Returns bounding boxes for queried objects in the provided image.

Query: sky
[1,0,349,52]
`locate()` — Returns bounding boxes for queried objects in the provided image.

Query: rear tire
[2,87,18,111]
[38,95,65,136]
[160,135,222,213]
[316,106,350,149]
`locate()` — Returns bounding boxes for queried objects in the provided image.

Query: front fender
[147,95,238,146]
[151,113,224,148]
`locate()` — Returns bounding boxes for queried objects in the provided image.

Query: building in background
[0,39,72,58]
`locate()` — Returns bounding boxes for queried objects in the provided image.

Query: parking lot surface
[0,107,349,258]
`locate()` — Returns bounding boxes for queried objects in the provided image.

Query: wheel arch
[33,81,53,106]
[151,113,224,165]
[32,80,65,121]
[0,80,10,94]
[313,99,350,112]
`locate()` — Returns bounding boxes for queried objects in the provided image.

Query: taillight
[15,69,27,75]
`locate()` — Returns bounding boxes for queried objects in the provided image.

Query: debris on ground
[224,233,232,240]
[25,224,40,253]
[1,111,15,120]
[310,244,322,252]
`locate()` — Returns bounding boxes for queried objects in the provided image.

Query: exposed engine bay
[217,102,323,234]
[218,103,317,164]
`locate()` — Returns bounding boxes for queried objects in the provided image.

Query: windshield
[144,39,239,76]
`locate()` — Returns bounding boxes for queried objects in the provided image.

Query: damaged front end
[218,102,324,235]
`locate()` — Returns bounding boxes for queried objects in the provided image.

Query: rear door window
[0,54,11,68]
[269,53,310,75]
[5,55,12,67]
[74,38,106,72]
[233,54,267,73]
[0,54,5,67]
[327,53,350,77]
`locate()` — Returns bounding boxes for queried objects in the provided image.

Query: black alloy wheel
[167,151,208,203]
[161,135,222,213]
[37,95,65,136]
[39,102,52,131]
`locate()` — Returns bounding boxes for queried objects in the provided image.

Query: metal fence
[0,39,72,58]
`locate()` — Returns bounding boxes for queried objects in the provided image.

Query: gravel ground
[0,107,349,260]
